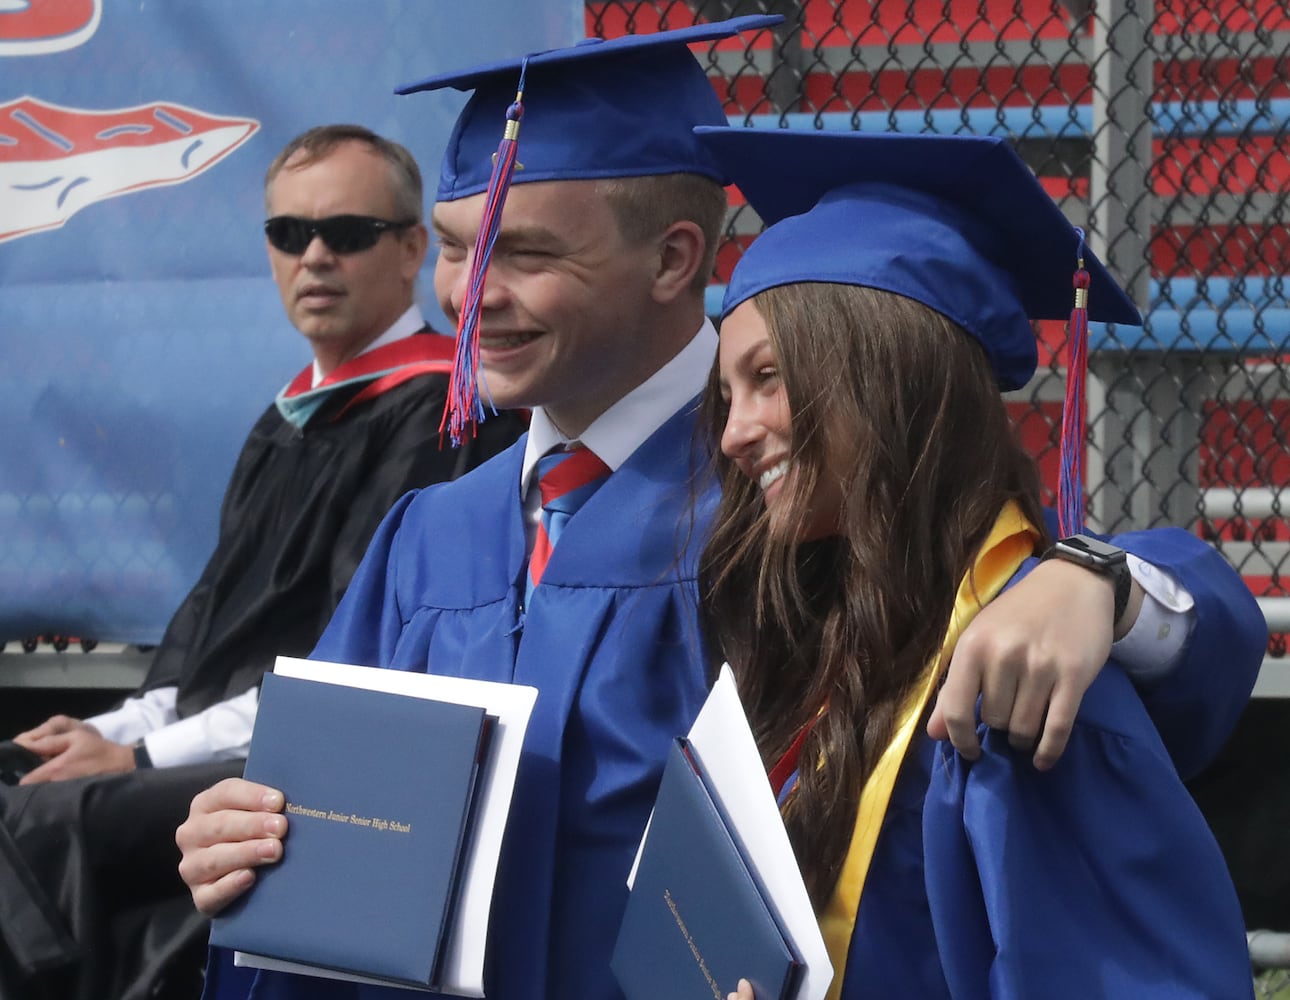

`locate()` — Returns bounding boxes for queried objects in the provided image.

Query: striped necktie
[526,446,611,607]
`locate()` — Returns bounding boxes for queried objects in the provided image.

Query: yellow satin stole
[818,501,1039,1000]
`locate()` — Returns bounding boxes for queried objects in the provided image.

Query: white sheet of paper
[629,663,833,1000]
[232,656,538,997]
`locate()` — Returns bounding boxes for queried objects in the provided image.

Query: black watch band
[1041,533,1133,627]
[132,739,153,769]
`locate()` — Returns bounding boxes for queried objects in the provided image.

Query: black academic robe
[0,351,526,1000]
[146,357,524,717]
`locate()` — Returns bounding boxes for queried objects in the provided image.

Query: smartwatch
[1041,533,1132,628]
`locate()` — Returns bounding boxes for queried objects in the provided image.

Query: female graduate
[692,128,1255,1000]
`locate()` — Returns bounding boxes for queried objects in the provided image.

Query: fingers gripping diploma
[176,777,288,916]
[926,558,1125,771]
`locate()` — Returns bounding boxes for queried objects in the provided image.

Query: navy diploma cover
[209,671,491,990]
[612,737,804,1000]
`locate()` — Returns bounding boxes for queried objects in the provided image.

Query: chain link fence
[590,0,1288,662]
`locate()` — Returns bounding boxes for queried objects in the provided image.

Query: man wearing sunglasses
[0,124,523,1000]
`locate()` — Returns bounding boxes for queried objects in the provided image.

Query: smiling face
[717,298,846,542]
[265,140,428,374]
[432,178,681,439]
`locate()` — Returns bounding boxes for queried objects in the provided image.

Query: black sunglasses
[263,215,417,255]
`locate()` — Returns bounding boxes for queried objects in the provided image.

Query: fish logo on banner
[0,98,259,244]
[0,0,100,56]
[1,1,260,244]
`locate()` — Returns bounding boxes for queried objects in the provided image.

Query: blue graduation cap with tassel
[691,126,1143,536]
[395,15,783,445]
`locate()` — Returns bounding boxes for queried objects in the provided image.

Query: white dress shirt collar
[521,318,718,496]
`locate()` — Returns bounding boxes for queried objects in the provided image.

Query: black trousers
[0,758,245,1000]
[1188,698,1290,932]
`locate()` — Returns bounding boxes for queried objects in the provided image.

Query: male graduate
[0,125,523,1000]
[176,19,1264,1000]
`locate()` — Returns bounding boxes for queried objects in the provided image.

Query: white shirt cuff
[1111,554,1197,682]
[136,686,259,768]
[87,686,178,744]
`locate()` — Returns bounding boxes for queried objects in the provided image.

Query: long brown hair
[699,282,1049,907]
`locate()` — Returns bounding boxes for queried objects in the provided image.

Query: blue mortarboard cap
[694,127,1142,391]
[399,16,783,201]
[396,17,781,447]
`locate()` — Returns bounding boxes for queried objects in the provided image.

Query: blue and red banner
[0,0,580,642]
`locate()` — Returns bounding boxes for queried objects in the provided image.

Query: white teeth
[759,460,789,491]
[482,333,532,349]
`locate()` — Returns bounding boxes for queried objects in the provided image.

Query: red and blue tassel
[1058,227,1090,536]
[441,60,529,446]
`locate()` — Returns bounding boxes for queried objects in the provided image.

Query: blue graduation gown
[211,402,714,1000]
[839,553,1261,1000]
[1104,527,1265,780]
[206,411,1263,999]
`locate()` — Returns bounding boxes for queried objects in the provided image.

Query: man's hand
[13,713,83,749]
[927,558,1142,770]
[176,777,287,916]
[13,715,134,784]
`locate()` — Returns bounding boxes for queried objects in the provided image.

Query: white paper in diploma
[232,656,537,997]
[629,663,834,1000]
